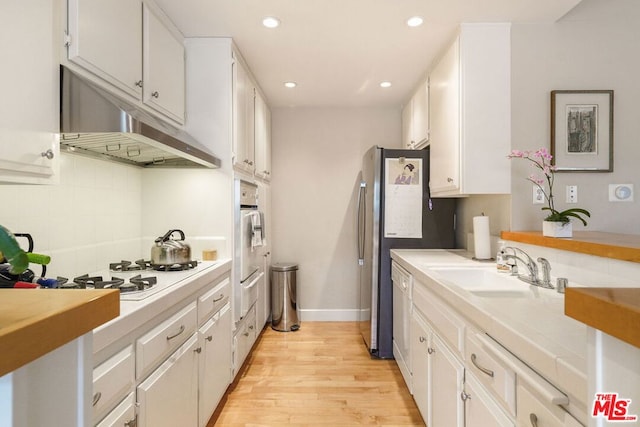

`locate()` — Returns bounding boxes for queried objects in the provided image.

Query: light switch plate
[609,184,634,202]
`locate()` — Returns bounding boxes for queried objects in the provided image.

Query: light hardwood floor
[208,321,425,426]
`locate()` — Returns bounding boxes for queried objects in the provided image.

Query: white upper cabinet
[429,24,511,197]
[67,0,143,99]
[143,3,185,123]
[66,0,185,124]
[0,0,60,184]
[401,77,429,149]
[233,56,256,173]
[254,89,272,181]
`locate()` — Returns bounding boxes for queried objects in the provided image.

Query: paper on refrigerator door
[384,158,423,238]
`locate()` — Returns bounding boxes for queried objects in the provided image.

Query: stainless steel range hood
[60,66,221,168]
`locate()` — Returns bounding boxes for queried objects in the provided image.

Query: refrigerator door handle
[357,181,366,265]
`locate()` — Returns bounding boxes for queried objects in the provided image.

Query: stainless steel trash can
[271,263,300,332]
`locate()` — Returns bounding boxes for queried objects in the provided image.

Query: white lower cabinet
[464,374,514,427]
[234,304,257,374]
[198,304,232,427]
[410,309,430,423]
[431,334,465,427]
[92,345,134,423]
[95,393,136,427]
[137,334,199,427]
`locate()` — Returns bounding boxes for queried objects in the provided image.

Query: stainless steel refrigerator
[357,145,456,358]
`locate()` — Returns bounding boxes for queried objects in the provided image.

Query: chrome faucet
[536,257,554,289]
[503,246,539,285]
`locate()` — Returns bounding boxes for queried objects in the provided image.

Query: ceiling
[154,0,582,109]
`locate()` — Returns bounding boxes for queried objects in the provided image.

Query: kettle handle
[155,229,186,243]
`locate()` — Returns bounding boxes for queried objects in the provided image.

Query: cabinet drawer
[95,392,136,427]
[198,277,231,325]
[413,282,465,355]
[516,382,566,427]
[92,346,134,421]
[465,332,516,416]
[391,262,412,295]
[136,302,197,378]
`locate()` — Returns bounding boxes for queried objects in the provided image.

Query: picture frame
[550,90,614,172]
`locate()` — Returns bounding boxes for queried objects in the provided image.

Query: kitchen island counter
[0,288,119,377]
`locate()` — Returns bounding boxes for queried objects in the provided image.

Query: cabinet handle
[419,336,426,343]
[529,413,538,427]
[92,392,101,407]
[471,353,494,378]
[249,161,254,166]
[134,80,143,88]
[166,325,185,341]
[447,177,454,183]
[427,347,435,355]
[213,294,224,303]
[206,335,213,342]
[243,331,250,337]
[194,347,202,354]
[460,391,471,402]
[41,149,54,160]
[249,325,254,330]
[151,91,159,98]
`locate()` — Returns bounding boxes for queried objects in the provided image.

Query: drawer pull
[529,413,538,427]
[419,336,426,343]
[194,347,202,354]
[166,325,185,341]
[213,294,225,303]
[243,331,250,337]
[92,392,101,406]
[460,391,471,402]
[206,335,213,342]
[427,347,435,355]
[471,353,494,378]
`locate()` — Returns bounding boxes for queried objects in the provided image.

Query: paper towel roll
[473,216,492,260]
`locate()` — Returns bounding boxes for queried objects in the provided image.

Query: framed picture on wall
[550,90,614,172]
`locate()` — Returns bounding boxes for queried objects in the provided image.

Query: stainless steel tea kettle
[151,229,191,266]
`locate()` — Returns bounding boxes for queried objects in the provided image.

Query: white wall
[270,107,400,320]
[509,0,640,233]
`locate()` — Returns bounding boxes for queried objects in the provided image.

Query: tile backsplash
[0,153,143,277]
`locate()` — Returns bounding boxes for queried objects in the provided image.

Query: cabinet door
[401,102,413,149]
[143,3,185,123]
[392,269,411,388]
[95,392,136,427]
[67,0,142,98]
[464,374,514,427]
[429,36,460,194]
[199,305,232,427]
[411,79,429,147]
[233,58,255,172]
[0,0,59,184]
[430,334,464,427]
[410,310,430,423]
[255,91,272,180]
[137,334,199,427]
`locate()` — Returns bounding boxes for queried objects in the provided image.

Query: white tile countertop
[92,259,232,356]
[391,249,588,410]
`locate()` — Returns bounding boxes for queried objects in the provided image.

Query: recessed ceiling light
[284,81,297,88]
[262,16,280,29]
[380,81,392,88]
[407,16,424,27]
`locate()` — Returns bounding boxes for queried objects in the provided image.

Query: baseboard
[298,309,360,321]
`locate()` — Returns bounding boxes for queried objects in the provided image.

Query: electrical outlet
[533,186,545,204]
[566,185,578,203]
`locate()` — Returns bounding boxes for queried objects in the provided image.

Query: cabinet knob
[151,91,159,98]
[460,391,471,402]
[419,336,426,343]
[124,418,138,427]
[447,177,454,183]
[135,80,143,88]
[427,347,435,355]
[41,149,54,160]
[249,161,254,166]
[194,347,202,354]
[529,413,538,427]
[206,335,213,342]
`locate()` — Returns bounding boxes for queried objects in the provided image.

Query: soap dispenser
[496,240,509,273]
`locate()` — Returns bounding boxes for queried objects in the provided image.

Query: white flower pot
[542,221,572,238]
